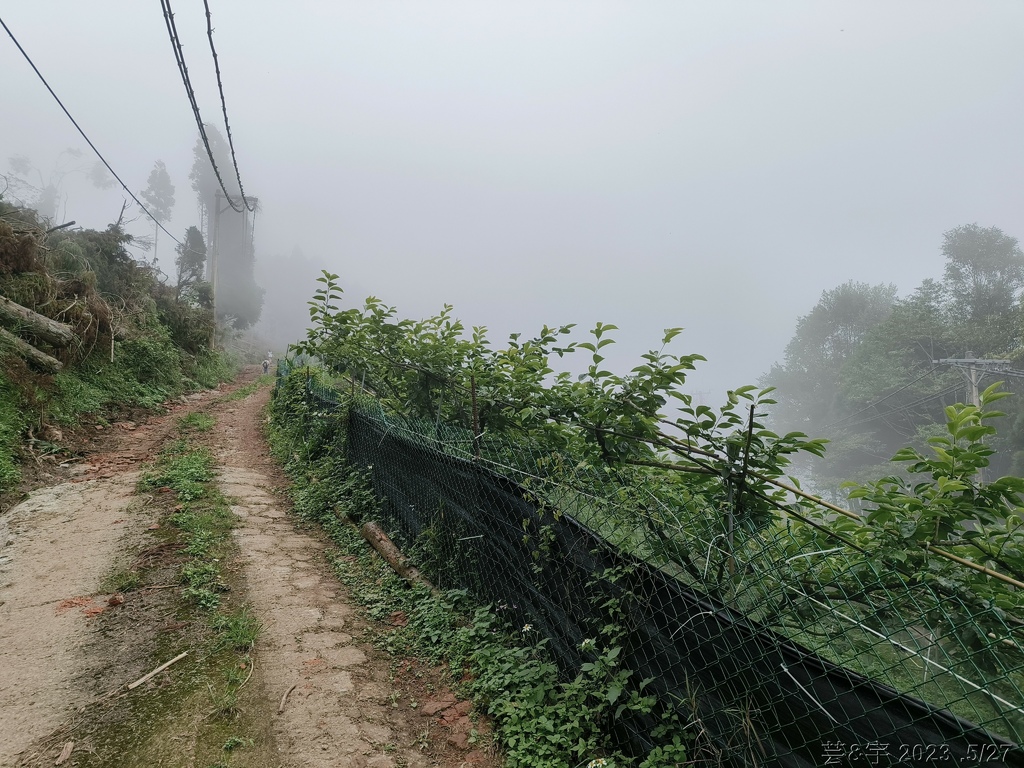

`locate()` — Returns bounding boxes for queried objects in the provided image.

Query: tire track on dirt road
[0,383,231,766]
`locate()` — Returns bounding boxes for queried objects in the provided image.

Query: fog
[2,1,1023,396]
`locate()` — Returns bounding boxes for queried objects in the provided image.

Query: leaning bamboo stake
[748,471,1024,590]
[633,439,1024,591]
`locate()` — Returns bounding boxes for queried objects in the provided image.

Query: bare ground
[0,370,501,768]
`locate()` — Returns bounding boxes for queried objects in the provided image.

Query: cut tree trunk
[0,294,75,347]
[360,521,437,594]
[0,327,62,373]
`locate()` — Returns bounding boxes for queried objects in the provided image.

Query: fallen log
[360,521,437,595]
[0,294,75,347]
[0,327,62,373]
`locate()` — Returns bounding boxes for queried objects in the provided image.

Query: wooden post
[471,375,480,460]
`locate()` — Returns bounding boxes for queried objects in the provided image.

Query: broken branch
[127,651,188,690]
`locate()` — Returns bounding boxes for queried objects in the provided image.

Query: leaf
[662,327,683,344]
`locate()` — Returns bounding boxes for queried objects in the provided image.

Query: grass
[220,374,273,403]
[213,607,262,653]
[179,412,216,432]
[0,380,27,489]
[101,567,142,593]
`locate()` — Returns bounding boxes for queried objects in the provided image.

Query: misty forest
[1,4,1023,768]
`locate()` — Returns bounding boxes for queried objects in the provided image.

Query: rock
[41,425,63,442]
[420,700,451,716]
[447,732,470,749]
[107,594,124,606]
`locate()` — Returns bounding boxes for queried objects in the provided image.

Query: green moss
[0,380,26,489]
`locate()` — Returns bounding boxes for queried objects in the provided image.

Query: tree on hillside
[766,225,1024,496]
[765,281,898,431]
[942,224,1024,355]
[6,150,113,221]
[140,161,175,263]
[175,226,210,307]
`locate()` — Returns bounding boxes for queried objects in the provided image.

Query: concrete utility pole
[208,191,258,349]
[933,354,1011,409]
[933,354,1013,485]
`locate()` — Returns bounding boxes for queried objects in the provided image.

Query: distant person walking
[262,359,270,375]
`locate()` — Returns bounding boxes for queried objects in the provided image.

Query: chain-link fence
[281,362,1023,767]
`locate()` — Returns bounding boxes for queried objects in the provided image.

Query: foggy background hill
[2,2,1023,399]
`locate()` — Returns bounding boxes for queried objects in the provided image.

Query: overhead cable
[823,365,941,430]
[202,0,254,212]
[0,15,184,247]
[159,0,246,213]
[836,383,962,432]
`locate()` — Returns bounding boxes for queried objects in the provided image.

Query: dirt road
[0,371,498,768]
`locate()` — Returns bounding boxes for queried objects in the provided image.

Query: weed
[183,586,221,610]
[207,682,240,720]
[213,607,261,652]
[0,380,25,490]
[221,375,271,403]
[102,568,142,593]
[179,412,216,432]
[140,446,216,502]
[222,735,253,751]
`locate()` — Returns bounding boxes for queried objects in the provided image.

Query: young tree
[174,226,208,306]
[140,160,176,263]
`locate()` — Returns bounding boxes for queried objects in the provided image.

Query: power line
[837,383,962,432]
[159,0,246,214]
[202,0,254,213]
[0,15,184,247]
[823,365,942,430]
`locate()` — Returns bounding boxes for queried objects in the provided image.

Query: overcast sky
[2,1,1022,398]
